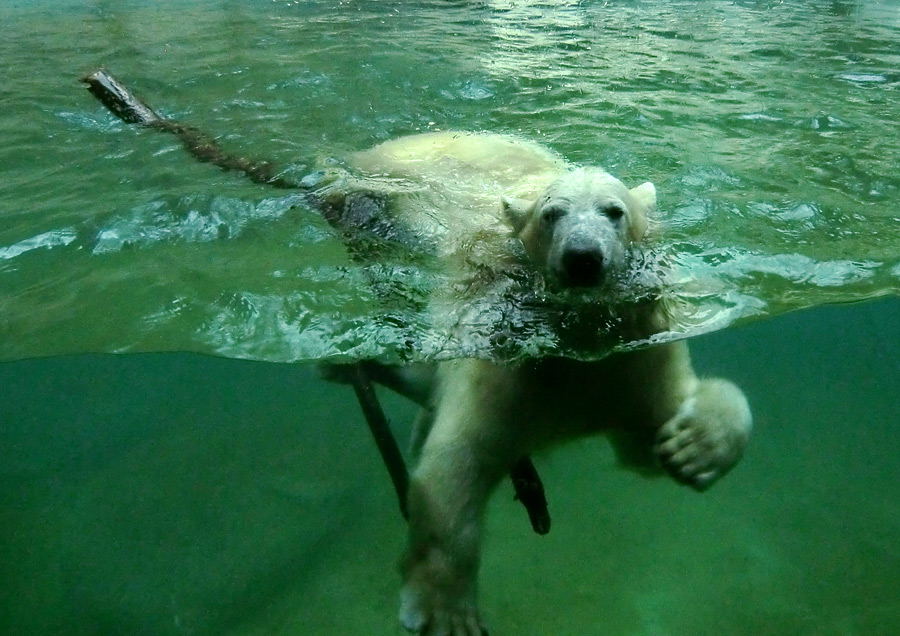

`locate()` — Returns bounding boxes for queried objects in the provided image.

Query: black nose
[561,246,604,287]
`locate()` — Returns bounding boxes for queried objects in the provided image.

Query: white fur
[343,133,752,636]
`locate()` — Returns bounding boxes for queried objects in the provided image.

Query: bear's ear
[628,181,655,241]
[501,196,534,235]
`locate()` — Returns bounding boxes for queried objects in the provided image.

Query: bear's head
[502,167,655,288]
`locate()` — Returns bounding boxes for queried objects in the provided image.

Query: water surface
[2,0,898,362]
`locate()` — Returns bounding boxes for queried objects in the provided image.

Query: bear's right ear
[501,196,534,235]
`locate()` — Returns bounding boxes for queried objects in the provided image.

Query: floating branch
[82,69,299,189]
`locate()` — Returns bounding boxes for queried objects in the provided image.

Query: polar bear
[321,133,752,636]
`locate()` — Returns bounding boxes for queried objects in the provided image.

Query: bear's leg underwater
[399,344,752,636]
[399,360,526,636]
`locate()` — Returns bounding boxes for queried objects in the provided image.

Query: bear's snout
[560,243,605,287]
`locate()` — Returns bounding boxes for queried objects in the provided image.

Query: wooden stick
[82,69,299,189]
[348,364,410,519]
[511,457,551,535]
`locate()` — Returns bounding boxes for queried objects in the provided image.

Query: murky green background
[3,302,899,635]
[2,1,899,634]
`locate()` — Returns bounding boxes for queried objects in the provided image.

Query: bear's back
[347,132,568,256]
[350,131,566,194]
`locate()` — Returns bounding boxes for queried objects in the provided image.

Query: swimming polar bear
[324,132,753,636]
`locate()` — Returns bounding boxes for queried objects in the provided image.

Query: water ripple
[1,0,899,363]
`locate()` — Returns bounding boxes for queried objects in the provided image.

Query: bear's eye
[604,205,625,220]
[541,206,566,224]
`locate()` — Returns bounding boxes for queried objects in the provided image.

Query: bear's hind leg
[654,378,752,491]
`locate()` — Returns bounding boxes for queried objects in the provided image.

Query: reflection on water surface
[1,0,898,362]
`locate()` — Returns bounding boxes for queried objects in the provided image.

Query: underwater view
[1,0,898,634]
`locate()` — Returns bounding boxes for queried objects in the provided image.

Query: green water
[1,0,899,362]
[2,1,899,635]
[2,302,899,635]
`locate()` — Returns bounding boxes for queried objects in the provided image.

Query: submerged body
[325,132,752,635]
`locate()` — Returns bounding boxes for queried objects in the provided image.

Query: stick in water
[348,364,410,519]
[82,69,299,189]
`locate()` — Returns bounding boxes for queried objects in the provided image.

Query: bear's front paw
[654,393,750,491]
[399,578,488,636]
